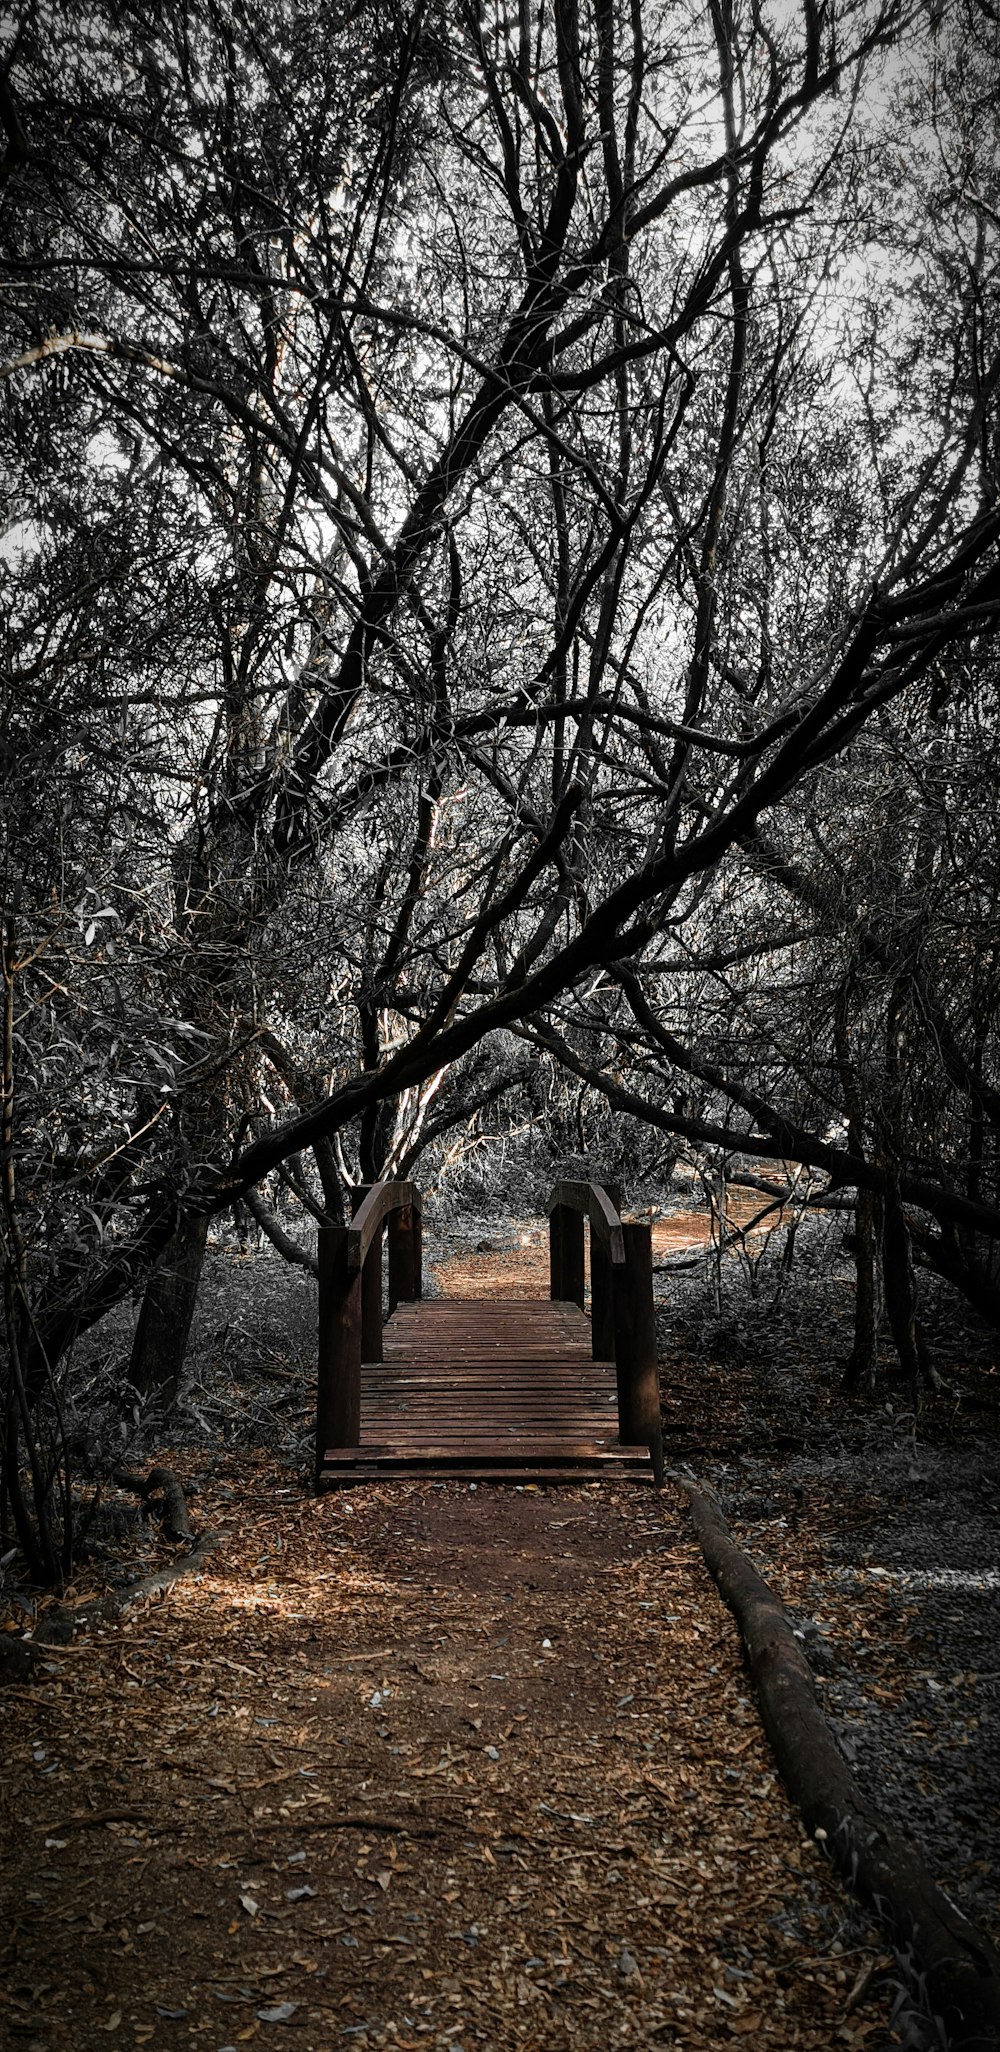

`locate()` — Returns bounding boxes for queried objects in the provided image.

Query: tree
[3,0,1000,1571]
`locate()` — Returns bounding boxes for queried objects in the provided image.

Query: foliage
[2,0,999,1573]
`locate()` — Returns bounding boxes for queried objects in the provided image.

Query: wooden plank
[365,1374,613,1386]
[323,1434,648,1455]
[368,1364,612,1374]
[328,1439,639,1450]
[322,1452,647,1463]
[323,1426,645,1446]
[364,1400,617,1410]
[367,1403,615,1418]
[359,1399,620,1408]
[361,1405,620,1416]
[362,1404,619,1416]
[319,1467,654,1488]
[382,1306,590,1324]
[363,1376,616,1387]
[360,1429,622,1439]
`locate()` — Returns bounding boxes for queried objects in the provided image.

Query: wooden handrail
[548,1179,625,1265]
[348,1180,420,1269]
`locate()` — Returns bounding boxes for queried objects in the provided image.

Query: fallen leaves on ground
[0,1466,899,2051]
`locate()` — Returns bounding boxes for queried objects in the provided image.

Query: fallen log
[114,1464,194,1543]
[682,1481,1000,2052]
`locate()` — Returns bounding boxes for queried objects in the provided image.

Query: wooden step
[318,1464,654,1488]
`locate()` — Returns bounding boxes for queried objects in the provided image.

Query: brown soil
[0,1224,952,2052]
[433,1199,772,1301]
[0,1475,894,2052]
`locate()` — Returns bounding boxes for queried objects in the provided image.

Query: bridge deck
[318,1298,652,1485]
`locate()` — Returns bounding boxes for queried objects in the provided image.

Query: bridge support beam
[352,1187,384,1364]
[614,1222,664,1485]
[316,1226,362,1481]
[549,1203,585,1307]
[317,1183,422,1485]
[388,1197,422,1313]
[590,1181,621,1359]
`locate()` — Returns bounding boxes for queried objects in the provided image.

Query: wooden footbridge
[315,1182,663,1488]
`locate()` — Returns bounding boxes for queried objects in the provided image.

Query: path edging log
[681,1481,1000,2052]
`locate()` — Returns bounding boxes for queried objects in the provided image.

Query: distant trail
[430,1195,772,1300]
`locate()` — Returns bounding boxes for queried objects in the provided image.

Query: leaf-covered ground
[2,1471,902,2052]
[2,1208,998,2051]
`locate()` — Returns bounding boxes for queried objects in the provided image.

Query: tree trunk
[878,980,941,1395]
[910,1219,1000,1332]
[843,1187,880,1394]
[881,1179,941,1396]
[129,1211,209,1406]
[359,1098,393,1184]
[312,1138,346,1223]
[834,979,880,1396]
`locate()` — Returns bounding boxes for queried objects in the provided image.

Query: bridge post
[549,1203,585,1307]
[388,1198,422,1312]
[352,1187,383,1364]
[412,1190,423,1300]
[316,1226,362,1482]
[590,1181,622,1359]
[613,1221,664,1484]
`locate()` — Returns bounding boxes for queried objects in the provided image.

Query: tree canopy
[2,0,999,1565]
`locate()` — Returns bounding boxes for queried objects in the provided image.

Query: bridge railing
[548,1180,663,1479]
[315,1182,422,1482]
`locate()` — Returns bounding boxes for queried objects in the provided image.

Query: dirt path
[1,1221,914,2050]
[2,1469,897,2051]
[427,1202,771,1302]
